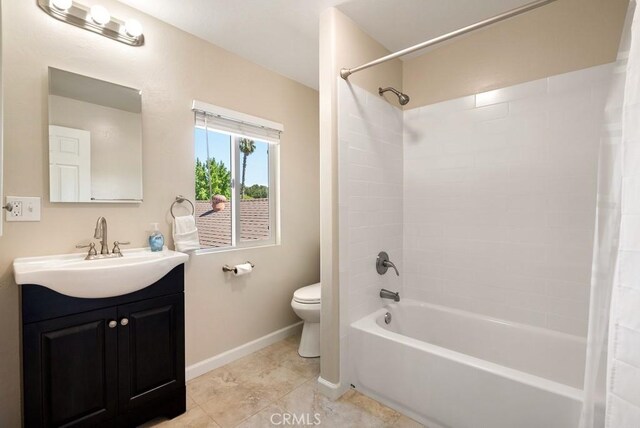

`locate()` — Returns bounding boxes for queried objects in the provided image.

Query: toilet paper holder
[222,262,255,273]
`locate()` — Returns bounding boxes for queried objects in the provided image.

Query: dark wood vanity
[21,265,186,428]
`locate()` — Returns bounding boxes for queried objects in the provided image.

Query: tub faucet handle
[384,259,400,276]
[376,251,400,276]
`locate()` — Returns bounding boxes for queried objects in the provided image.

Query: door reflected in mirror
[48,67,143,203]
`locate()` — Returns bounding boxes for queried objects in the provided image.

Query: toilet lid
[293,283,321,304]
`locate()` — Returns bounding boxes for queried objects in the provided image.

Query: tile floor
[142,334,423,427]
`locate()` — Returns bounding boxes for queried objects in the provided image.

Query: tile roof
[195,199,270,248]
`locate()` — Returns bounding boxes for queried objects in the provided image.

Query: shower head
[379,87,410,106]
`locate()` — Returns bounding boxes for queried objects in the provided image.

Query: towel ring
[171,195,195,219]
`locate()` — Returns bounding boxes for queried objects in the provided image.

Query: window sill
[193,242,279,257]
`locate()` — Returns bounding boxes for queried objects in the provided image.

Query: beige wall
[318,7,401,388]
[0,1,3,238]
[0,0,319,424]
[403,0,629,107]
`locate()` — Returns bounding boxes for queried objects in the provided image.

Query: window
[192,101,281,250]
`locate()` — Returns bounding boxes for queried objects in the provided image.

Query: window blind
[192,100,283,144]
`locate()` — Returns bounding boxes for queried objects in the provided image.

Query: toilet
[291,283,321,358]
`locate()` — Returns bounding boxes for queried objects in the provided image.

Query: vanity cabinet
[23,308,119,427]
[22,265,186,428]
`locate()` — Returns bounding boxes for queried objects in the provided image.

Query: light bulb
[50,0,72,11]
[89,5,111,25]
[124,19,143,38]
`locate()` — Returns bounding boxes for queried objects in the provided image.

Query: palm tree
[239,138,256,199]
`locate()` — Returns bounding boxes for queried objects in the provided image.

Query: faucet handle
[76,242,97,258]
[112,241,130,256]
[383,260,400,276]
[376,251,400,276]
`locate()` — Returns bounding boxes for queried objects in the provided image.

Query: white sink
[13,247,189,298]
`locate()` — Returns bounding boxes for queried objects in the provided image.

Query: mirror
[48,67,143,202]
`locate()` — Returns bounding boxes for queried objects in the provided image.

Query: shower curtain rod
[340,0,557,80]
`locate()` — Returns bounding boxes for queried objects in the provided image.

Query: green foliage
[195,157,231,201]
[239,138,256,198]
[239,138,256,156]
[244,184,268,199]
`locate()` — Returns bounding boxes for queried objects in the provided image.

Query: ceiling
[116,0,533,89]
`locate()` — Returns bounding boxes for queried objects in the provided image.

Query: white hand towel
[174,214,196,234]
[173,215,201,252]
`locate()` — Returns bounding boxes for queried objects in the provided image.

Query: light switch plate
[5,197,41,222]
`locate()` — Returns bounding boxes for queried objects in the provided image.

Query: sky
[194,128,269,186]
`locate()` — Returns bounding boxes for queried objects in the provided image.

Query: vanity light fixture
[37,0,144,47]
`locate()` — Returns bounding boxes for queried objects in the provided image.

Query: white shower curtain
[580,2,640,427]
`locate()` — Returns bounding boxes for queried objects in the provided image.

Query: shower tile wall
[403,64,613,336]
[338,81,404,328]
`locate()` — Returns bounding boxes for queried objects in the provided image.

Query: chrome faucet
[380,288,400,302]
[94,216,109,255]
[376,251,400,276]
[76,217,129,260]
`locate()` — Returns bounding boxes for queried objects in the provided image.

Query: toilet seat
[293,283,320,304]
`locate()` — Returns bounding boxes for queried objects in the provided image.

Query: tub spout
[380,288,400,302]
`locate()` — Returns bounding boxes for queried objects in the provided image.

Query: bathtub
[349,299,586,428]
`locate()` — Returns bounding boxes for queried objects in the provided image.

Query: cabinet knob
[120,318,129,326]
[108,320,117,328]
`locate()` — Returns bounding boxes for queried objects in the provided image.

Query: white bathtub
[349,299,586,428]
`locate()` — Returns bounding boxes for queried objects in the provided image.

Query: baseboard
[186,321,303,381]
[317,376,348,401]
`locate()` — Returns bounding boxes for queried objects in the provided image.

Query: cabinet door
[23,307,118,428]
[117,293,185,412]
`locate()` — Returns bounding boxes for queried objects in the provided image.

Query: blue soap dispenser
[148,222,165,252]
